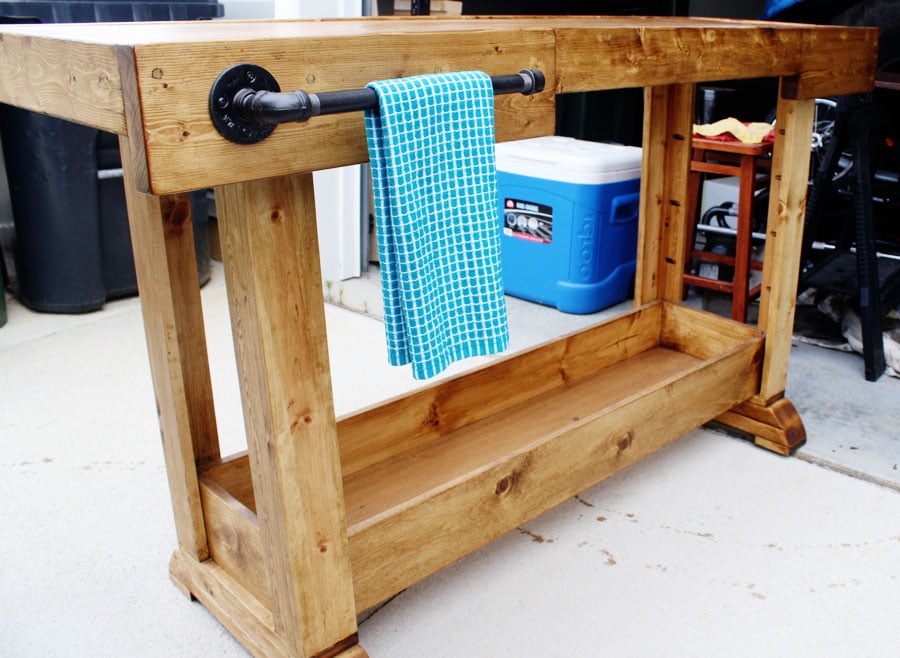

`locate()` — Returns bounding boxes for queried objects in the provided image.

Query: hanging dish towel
[364,70,509,380]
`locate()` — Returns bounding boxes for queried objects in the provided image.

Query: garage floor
[1,261,898,657]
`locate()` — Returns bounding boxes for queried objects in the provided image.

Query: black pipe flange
[209,64,281,145]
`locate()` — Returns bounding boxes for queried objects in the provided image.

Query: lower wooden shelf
[195,301,763,620]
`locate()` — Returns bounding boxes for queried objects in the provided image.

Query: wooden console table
[0,16,876,658]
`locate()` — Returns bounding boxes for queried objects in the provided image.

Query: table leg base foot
[168,550,368,657]
[716,397,807,456]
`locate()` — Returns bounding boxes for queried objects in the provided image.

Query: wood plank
[555,24,801,92]
[658,83,695,305]
[348,335,762,611]
[782,26,878,100]
[634,83,694,306]
[635,85,667,305]
[690,138,773,156]
[0,18,876,194]
[755,85,814,403]
[215,172,358,656]
[336,303,662,477]
[199,302,761,612]
[115,46,153,196]
[203,451,256,511]
[175,540,367,658]
[119,136,220,561]
[713,81,813,455]
[202,323,762,614]
[0,31,125,133]
[717,397,806,455]
[333,647,370,658]
[200,476,269,606]
[660,302,762,361]
[130,28,556,194]
[691,160,755,177]
[343,347,699,531]
[169,549,290,658]
[0,16,817,48]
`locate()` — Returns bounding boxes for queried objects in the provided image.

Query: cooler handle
[610,192,640,224]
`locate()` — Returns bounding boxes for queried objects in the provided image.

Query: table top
[0,16,878,194]
[0,15,869,44]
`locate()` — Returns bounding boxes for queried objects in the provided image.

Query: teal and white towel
[364,70,509,380]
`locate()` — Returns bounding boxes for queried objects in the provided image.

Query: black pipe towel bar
[209,64,545,144]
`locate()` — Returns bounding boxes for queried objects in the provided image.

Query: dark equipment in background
[0,1,222,313]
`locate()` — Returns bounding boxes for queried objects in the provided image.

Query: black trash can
[0,1,222,313]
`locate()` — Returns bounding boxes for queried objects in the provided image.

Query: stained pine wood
[200,302,763,612]
[659,302,761,360]
[708,85,814,452]
[129,26,556,193]
[780,26,878,100]
[348,338,760,610]
[337,302,662,478]
[215,172,358,657]
[0,16,878,657]
[199,475,268,606]
[756,86,815,403]
[169,548,290,657]
[716,398,806,455]
[555,22,800,92]
[634,83,694,306]
[0,18,877,195]
[0,32,125,133]
[333,647,370,658]
[202,451,256,510]
[119,137,220,561]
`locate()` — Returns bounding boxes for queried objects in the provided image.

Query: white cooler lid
[495,136,642,185]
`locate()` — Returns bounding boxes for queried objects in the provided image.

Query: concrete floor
[2,261,898,657]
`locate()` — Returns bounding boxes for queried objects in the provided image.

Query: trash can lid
[0,0,223,24]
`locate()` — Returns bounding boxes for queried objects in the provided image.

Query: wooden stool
[684,137,773,322]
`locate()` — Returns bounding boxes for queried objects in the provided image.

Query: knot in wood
[495,475,513,496]
[290,413,314,431]
[162,197,190,231]
[495,466,526,496]
[701,29,718,44]
[425,402,440,429]
[617,430,635,453]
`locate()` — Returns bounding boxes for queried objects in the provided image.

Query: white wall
[219,0,275,19]
[277,0,364,283]
[218,0,364,282]
[273,0,361,18]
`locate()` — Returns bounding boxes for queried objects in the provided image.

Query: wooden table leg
[716,82,814,455]
[683,145,706,297]
[635,82,695,307]
[731,151,756,322]
[119,136,220,564]
[215,172,363,657]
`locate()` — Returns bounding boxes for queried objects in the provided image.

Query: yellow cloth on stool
[693,117,774,144]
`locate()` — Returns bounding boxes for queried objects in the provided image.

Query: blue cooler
[496,136,642,314]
